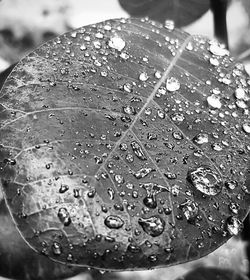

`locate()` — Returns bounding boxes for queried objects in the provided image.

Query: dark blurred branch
[210,0,229,49]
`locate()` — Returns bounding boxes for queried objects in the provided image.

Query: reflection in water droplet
[193,133,209,145]
[226,216,243,235]
[166,77,180,92]
[138,216,165,237]
[179,200,199,222]
[52,242,62,255]
[108,36,125,51]
[58,207,71,226]
[187,166,222,196]
[104,215,124,229]
[131,141,147,160]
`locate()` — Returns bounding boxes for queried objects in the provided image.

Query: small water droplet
[133,167,155,179]
[207,94,222,109]
[104,215,124,229]
[179,200,199,222]
[138,216,165,237]
[139,72,149,82]
[164,20,175,31]
[107,187,115,200]
[229,202,239,214]
[52,242,62,255]
[242,123,250,134]
[58,207,71,226]
[123,105,136,115]
[226,216,243,235]
[131,141,147,160]
[193,133,209,145]
[166,77,180,92]
[108,36,125,51]
[187,166,222,196]
[225,180,238,190]
[59,184,69,194]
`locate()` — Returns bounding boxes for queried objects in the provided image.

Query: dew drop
[166,77,180,92]
[59,184,69,194]
[104,215,124,229]
[52,242,62,255]
[133,167,155,179]
[179,200,199,222]
[209,42,229,56]
[187,166,222,196]
[108,36,125,51]
[225,180,237,190]
[138,216,165,237]
[139,72,149,82]
[193,133,209,145]
[123,105,136,115]
[131,141,147,160]
[207,94,222,109]
[242,123,250,134]
[164,20,175,31]
[226,216,243,235]
[58,207,71,226]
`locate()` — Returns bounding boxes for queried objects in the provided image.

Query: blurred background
[0,0,249,280]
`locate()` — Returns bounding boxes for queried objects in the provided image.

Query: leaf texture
[0,18,250,271]
[119,0,210,27]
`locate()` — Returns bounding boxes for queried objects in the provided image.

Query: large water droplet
[108,36,125,51]
[187,166,222,196]
[104,215,124,229]
[166,77,180,92]
[226,216,243,235]
[138,216,165,237]
[207,94,222,109]
[164,20,175,31]
[58,207,71,226]
[131,141,147,160]
[209,41,229,56]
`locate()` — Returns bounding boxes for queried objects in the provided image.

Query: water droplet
[193,133,209,145]
[133,167,155,179]
[225,180,238,190]
[52,242,62,255]
[229,202,239,214]
[235,88,247,100]
[164,20,175,31]
[209,57,219,66]
[59,184,69,193]
[187,166,222,196]
[226,216,243,235]
[123,82,133,93]
[108,36,125,51]
[114,174,124,184]
[104,215,124,229]
[138,216,165,237]
[123,105,136,115]
[127,243,141,253]
[209,41,229,56]
[143,194,157,209]
[172,131,183,140]
[139,72,149,82]
[131,141,147,160]
[148,254,158,262]
[166,77,180,92]
[58,207,71,226]
[186,42,193,51]
[211,142,223,151]
[207,94,222,109]
[171,112,185,123]
[179,200,199,222]
[107,187,115,200]
[242,123,250,134]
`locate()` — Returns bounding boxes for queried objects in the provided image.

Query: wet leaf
[119,0,210,27]
[175,266,248,280]
[0,18,250,271]
[0,192,83,280]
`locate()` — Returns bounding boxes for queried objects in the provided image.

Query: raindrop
[107,187,115,200]
[123,82,133,93]
[73,189,80,198]
[133,167,155,179]
[52,242,62,255]
[108,36,126,51]
[139,72,149,82]
[172,131,183,140]
[123,105,136,115]
[226,216,243,235]
[104,215,124,229]
[171,113,185,123]
[131,141,147,160]
[138,216,165,237]
[166,77,180,92]
[58,207,71,226]
[225,180,237,190]
[148,255,158,262]
[187,166,222,196]
[242,123,250,134]
[209,42,229,56]
[143,194,157,209]
[59,184,69,194]
[127,243,141,253]
[193,133,209,145]
[207,94,222,109]
[229,202,239,214]
[164,20,175,31]
[179,200,199,222]
[114,174,124,184]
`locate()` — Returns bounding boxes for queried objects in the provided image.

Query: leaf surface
[0,18,250,271]
[119,0,210,27]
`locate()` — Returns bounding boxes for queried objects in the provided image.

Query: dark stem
[241,214,250,279]
[210,0,229,49]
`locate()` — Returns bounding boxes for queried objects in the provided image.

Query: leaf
[0,17,249,271]
[175,266,248,280]
[119,0,210,27]
[0,192,83,280]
